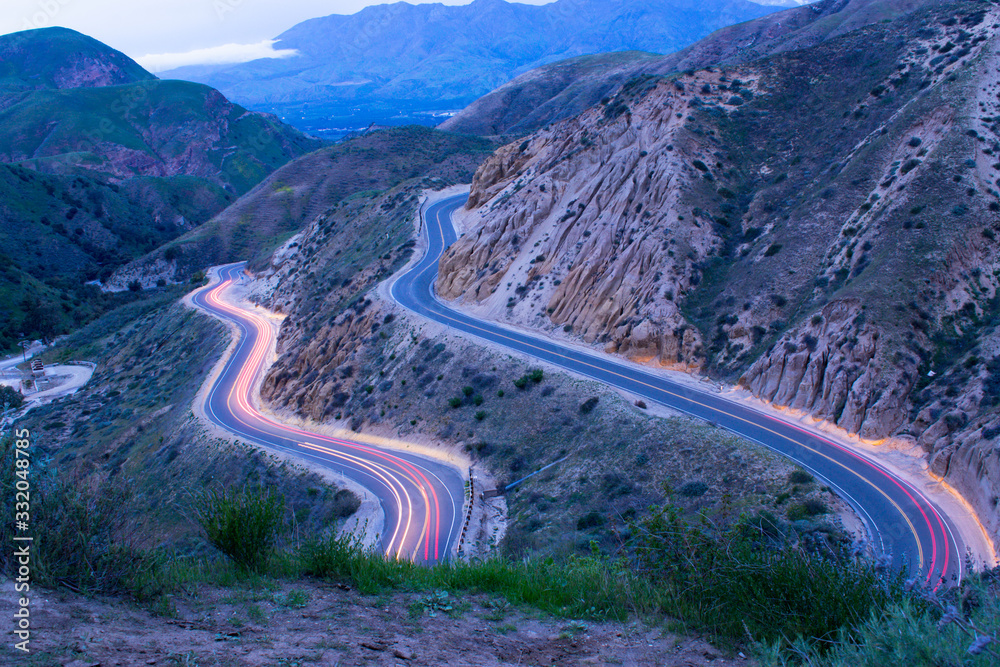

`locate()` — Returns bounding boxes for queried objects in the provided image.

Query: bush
[513,376,529,390]
[196,485,286,573]
[678,481,709,498]
[475,411,487,422]
[462,386,475,397]
[0,438,163,599]
[577,512,606,530]
[448,397,463,409]
[788,470,815,485]
[529,369,544,383]
[0,385,24,410]
[473,395,484,406]
[127,280,142,292]
[580,397,600,414]
[632,503,907,649]
[787,499,830,521]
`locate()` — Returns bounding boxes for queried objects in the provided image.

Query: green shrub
[580,397,600,414]
[475,411,487,422]
[462,386,475,397]
[196,485,286,573]
[577,512,605,530]
[448,397,463,409]
[0,385,24,410]
[513,376,529,390]
[0,437,164,599]
[788,470,815,485]
[473,395,484,406]
[678,481,709,498]
[632,503,906,649]
[529,369,544,383]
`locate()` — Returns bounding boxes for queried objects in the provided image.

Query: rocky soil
[0,581,751,667]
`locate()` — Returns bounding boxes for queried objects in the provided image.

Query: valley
[4,0,1000,664]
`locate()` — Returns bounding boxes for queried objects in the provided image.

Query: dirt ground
[0,580,753,667]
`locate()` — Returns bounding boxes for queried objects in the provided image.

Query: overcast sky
[2,0,555,71]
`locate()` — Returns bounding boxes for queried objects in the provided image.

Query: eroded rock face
[739,300,915,439]
[438,72,756,369]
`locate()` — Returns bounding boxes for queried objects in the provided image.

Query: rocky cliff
[436,0,1000,540]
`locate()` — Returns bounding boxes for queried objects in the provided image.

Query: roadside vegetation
[2,454,995,665]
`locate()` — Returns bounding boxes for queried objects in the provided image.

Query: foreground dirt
[1,579,752,666]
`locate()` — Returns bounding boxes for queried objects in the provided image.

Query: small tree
[0,386,24,410]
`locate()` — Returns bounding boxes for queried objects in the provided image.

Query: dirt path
[0,581,753,667]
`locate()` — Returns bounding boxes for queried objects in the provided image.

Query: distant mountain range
[160,0,787,137]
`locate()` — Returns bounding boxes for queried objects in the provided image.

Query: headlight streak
[193,265,458,564]
[387,194,979,588]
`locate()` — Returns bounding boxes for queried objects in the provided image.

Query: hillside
[0,26,154,93]
[160,0,783,137]
[110,126,497,288]
[0,28,321,348]
[435,0,1000,541]
[443,0,946,136]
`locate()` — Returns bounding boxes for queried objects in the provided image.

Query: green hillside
[0,26,154,94]
[0,28,325,350]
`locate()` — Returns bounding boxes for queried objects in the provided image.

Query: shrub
[580,397,600,414]
[513,376,529,390]
[448,397,463,409]
[529,369,544,383]
[678,481,709,498]
[0,441,164,599]
[475,411,487,422]
[0,385,24,410]
[127,280,142,292]
[577,512,605,530]
[787,499,829,521]
[196,485,286,573]
[788,470,815,485]
[635,400,647,409]
[632,503,907,648]
[473,395,484,406]
[765,244,783,257]
[462,386,475,397]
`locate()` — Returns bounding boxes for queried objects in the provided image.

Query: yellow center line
[419,203,926,568]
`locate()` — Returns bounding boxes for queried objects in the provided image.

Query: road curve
[191,264,465,565]
[391,193,973,584]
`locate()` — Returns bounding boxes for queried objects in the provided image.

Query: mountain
[0,26,154,92]
[435,0,1000,541]
[160,0,784,137]
[443,0,936,136]
[0,28,321,348]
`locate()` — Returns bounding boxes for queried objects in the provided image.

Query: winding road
[390,193,983,584]
[192,265,465,565]
[193,191,987,582]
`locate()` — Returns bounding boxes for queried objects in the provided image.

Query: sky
[1,0,556,72]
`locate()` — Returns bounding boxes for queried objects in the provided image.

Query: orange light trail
[198,271,452,563]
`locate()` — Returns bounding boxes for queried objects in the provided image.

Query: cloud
[137,39,298,73]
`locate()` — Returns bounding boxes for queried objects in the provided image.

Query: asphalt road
[191,264,465,565]
[390,193,969,584]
